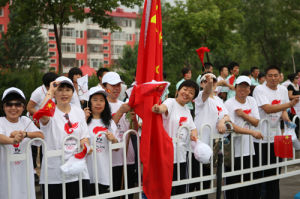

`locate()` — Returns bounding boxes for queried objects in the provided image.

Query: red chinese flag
[274,135,293,158]
[32,99,56,123]
[196,47,210,66]
[128,0,174,198]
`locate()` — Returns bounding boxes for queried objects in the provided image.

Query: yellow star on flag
[151,15,156,24]
[47,103,52,109]
[159,32,162,44]
[156,65,160,74]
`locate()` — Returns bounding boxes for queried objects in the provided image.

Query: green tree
[0,0,142,74]
[239,0,300,70]
[0,9,48,69]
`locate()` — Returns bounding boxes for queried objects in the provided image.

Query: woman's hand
[190,129,198,141]
[83,107,91,120]
[152,104,160,113]
[251,130,263,139]
[217,120,226,134]
[106,131,117,143]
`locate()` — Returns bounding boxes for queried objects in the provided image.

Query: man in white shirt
[253,66,299,199]
[226,62,240,100]
[196,62,213,86]
[216,65,234,100]
[225,76,262,199]
[96,67,109,89]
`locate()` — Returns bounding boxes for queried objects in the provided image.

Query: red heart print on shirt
[179,117,187,126]
[217,106,223,115]
[64,122,79,134]
[243,109,252,115]
[271,100,281,105]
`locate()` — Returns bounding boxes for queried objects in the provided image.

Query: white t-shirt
[253,84,290,143]
[86,119,118,185]
[225,97,260,157]
[109,100,135,166]
[39,105,90,184]
[194,91,229,145]
[30,85,48,110]
[0,116,41,199]
[216,76,229,94]
[162,98,196,163]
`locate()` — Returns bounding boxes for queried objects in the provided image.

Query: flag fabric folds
[32,99,56,123]
[274,135,293,158]
[128,0,174,198]
[196,47,210,66]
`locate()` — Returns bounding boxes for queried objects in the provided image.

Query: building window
[49,36,55,40]
[112,45,123,55]
[61,43,75,53]
[104,60,109,64]
[62,28,75,37]
[76,30,83,38]
[87,44,102,53]
[49,51,56,56]
[49,29,54,33]
[49,43,56,48]
[89,59,102,68]
[0,24,3,32]
[87,29,101,39]
[62,58,76,67]
[50,59,56,63]
[103,39,108,43]
[102,32,108,36]
[76,45,84,53]
[112,32,126,41]
[114,18,132,27]
[104,54,108,57]
[76,60,84,67]
[127,34,133,41]
[103,46,109,51]
[0,8,3,17]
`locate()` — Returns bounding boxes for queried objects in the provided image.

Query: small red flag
[32,99,56,123]
[228,74,235,85]
[196,47,210,66]
[274,135,293,158]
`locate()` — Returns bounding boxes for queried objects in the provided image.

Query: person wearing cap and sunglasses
[84,86,119,195]
[224,76,263,199]
[0,87,44,199]
[38,76,91,199]
[101,72,138,199]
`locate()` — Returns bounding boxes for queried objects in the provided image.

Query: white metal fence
[4,117,300,199]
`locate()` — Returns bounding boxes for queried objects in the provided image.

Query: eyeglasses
[64,113,72,128]
[5,102,23,108]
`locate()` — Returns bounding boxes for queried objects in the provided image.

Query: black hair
[287,73,297,82]
[218,65,228,74]
[1,93,26,116]
[250,66,259,73]
[204,62,213,70]
[265,65,281,74]
[68,67,82,82]
[228,62,239,71]
[258,72,265,79]
[177,80,200,99]
[42,72,58,87]
[86,93,112,128]
[97,67,109,78]
[181,67,191,77]
[241,70,251,76]
[58,83,74,92]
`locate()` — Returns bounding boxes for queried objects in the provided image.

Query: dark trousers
[225,156,256,199]
[112,164,138,199]
[172,162,187,196]
[32,145,43,169]
[189,154,210,199]
[42,180,90,199]
[253,142,281,199]
[90,183,109,195]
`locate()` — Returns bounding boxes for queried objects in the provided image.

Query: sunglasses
[5,102,23,108]
[64,113,72,128]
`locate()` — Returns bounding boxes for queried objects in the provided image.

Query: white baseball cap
[200,73,217,83]
[235,76,251,86]
[2,87,26,100]
[56,76,74,87]
[89,86,107,97]
[102,72,123,85]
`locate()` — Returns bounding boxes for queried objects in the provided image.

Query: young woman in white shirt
[84,86,118,195]
[152,80,199,195]
[39,76,91,199]
[0,87,44,199]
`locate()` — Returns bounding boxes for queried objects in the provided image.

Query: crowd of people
[0,63,299,199]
